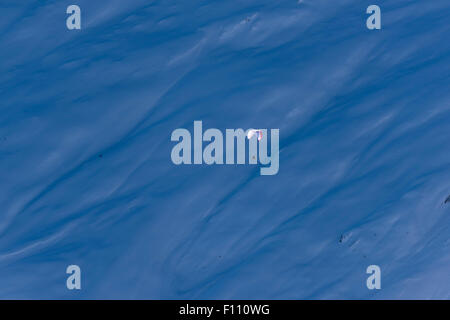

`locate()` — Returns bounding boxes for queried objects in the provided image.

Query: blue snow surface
[0,0,449,300]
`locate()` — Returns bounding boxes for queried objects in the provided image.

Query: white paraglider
[247,129,263,141]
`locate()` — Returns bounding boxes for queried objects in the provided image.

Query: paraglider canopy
[247,129,263,141]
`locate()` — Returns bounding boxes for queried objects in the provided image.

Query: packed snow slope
[0,0,449,299]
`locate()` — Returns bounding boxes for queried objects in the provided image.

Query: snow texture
[0,0,449,299]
